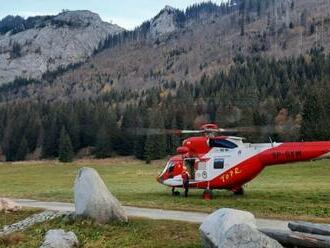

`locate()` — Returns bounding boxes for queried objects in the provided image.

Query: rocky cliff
[0,10,123,85]
[149,6,182,38]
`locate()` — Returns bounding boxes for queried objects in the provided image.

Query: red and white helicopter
[156,124,330,199]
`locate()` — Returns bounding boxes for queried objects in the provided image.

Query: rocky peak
[150,5,181,38]
[52,10,104,27]
[163,5,177,13]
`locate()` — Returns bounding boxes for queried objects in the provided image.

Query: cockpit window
[162,161,175,174]
[168,162,175,173]
[209,139,238,149]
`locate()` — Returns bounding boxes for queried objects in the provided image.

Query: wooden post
[288,221,330,236]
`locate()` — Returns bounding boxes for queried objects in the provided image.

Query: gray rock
[0,198,21,212]
[223,224,283,248]
[200,208,257,248]
[40,229,79,248]
[74,167,128,223]
[0,10,124,85]
[150,6,179,38]
[0,211,66,236]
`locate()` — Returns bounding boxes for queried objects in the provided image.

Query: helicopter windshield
[162,161,175,174]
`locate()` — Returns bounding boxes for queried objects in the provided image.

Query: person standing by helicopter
[182,170,190,197]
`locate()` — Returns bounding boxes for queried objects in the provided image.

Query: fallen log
[288,221,330,236]
[259,228,330,248]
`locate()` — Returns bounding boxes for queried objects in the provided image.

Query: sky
[0,0,224,30]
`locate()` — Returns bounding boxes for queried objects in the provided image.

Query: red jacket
[182,171,189,181]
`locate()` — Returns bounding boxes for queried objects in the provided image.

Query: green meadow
[0,158,329,222]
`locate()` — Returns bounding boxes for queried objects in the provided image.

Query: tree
[10,42,22,58]
[58,127,74,163]
[94,126,112,158]
[143,111,167,163]
[16,137,28,161]
[42,114,59,158]
[301,94,322,140]
[144,135,155,164]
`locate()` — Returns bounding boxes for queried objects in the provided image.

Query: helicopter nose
[156,175,164,184]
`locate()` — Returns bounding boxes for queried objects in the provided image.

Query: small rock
[0,198,21,212]
[40,229,79,248]
[223,224,283,248]
[74,167,128,223]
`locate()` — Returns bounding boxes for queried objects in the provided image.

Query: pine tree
[16,137,28,161]
[144,135,155,164]
[58,127,74,163]
[95,126,112,158]
[301,94,322,140]
[143,111,167,163]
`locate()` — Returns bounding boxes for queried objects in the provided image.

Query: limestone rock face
[74,167,128,223]
[0,10,124,85]
[0,198,21,212]
[40,229,79,248]
[223,224,283,248]
[150,6,180,38]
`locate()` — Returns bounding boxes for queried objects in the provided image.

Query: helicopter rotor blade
[180,130,206,134]
[123,128,205,136]
[124,124,300,136]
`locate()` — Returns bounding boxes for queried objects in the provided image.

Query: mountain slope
[1,0,330,102]
[0,10,124,85]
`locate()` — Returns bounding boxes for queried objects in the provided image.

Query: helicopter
[156,124,330,199]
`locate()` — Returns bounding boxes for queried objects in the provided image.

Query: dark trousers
[183,181,189,197]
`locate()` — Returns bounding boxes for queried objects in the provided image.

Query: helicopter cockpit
[211,136,245,148]
[208,138,238,149]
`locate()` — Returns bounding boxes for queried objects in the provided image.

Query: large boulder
[40,229,79,248]
[0,198,21,212]
[223,224,282,248]
[199,208,282,248]
[74,167,128,223]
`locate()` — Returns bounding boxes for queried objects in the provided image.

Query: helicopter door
[184,158,196,180]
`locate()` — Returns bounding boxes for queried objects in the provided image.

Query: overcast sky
[0,0,224,30]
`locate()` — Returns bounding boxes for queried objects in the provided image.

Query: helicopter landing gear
[232,187,244,196]
[202,189,213,200]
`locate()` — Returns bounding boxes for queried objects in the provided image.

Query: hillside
[0,0,330,162]
[1,0,330,101]
[0,10,123,85]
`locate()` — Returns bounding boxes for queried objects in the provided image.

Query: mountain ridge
[1,0,330,102]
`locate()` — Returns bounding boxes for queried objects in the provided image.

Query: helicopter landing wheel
[202,189,213,200]
[233,187,244,196]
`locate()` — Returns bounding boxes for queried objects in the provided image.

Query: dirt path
[13,198,289,230]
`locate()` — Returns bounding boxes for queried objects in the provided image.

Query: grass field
[0,211,200,248]
[0,157,329,222]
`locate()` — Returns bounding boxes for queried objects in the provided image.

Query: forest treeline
[101,0,278,50]
[0,48,330,162]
